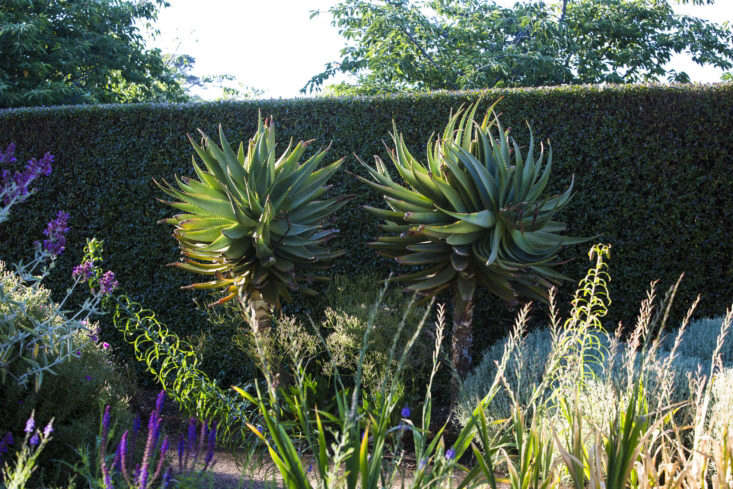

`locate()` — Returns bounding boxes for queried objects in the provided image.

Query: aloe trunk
[452,294,475,379]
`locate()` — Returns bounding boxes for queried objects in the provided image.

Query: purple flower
[99,271,118,295]
[102,405,112,437]
[26,153,53,178]
[29,433,40,447]
[43,421,53,437]
[85,375,93,382]
[72,261,94,280]
[132,414,141,435]
[0,143,17,164]
[177,434,185,470]
[445,448,456,460]
[155,390,165,414]
[24,414,35,433]
[160,436,169,456]
[38,211,70,256]
[161,468,172,489]
[75,350,82,357]
[418,458,427,469]
[187,418,197,452]
[119,431,129,466]
[102,342,110,350]
[401,405,411,418]
[2,432,13,447]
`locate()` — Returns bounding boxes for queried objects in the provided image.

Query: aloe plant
[157,115,350,338]
[358,100,588,377]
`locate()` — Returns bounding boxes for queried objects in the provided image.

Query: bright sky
[147,0,733,100]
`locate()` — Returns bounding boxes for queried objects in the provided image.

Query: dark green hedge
[1,84,732,359]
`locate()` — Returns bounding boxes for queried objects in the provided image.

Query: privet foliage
[0,85,731,355]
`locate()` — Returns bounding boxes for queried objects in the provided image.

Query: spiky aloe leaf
[362,99,590,304]
[157,113,352,310]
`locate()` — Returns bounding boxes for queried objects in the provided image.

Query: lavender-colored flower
[160,436,169,456]
[118,431,130,483]
[99,270,119,295]
[161,468,172,489]
[72,261,94,280]
[132,414,141,435]
[177,434,185,471]
[445,448,456,460]
[155,390,165,414]
[401,405,411,418]
[76,350,82,357]
[26,153,53,178]
[187,418,197,452]
[102,405,112,438]
[43,421,53,437]
[24,414,35,433]
[29,433,40,447]
[39,211,70,256]
[0,143,17,164]
[203,421,217,469]
[3,432,14,446]
[102,342,110,350]
[85,375,93,381]
[418,458,427,469]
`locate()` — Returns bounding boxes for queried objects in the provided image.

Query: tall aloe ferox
[358,100,589,378]
[156,115,351,333]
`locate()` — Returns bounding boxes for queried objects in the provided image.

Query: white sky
[147,0,733,99]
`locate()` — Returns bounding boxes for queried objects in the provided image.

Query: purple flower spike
[177,434,185,471]
[119,431,129,470]
[187,418,196,451]
[401,405,411,418]
[29,433,40,447]
[0,143,17,164]
[102,405,112,438]
[43,421,53,437]
[132,414,141,435]
[155,390,165,414]
[24,414,35,433]
[160,436,169,456]
[445,448,456,460]
[99,271,118,295]
[162,468,172,489]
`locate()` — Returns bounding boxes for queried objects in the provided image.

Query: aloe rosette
[358,100,588,376]
[156,115,351,318]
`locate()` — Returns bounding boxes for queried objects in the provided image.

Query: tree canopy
[305,0,733,95]
[0,0,187,107]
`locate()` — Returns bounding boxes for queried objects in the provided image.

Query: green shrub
[0,262,131,485]
[0,330,131,485]
[319,274,434,400]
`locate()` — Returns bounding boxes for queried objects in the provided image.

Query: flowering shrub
[0,412,54,489]
[0,144,118,391]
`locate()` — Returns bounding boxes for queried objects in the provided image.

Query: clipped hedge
[1,84,731,358]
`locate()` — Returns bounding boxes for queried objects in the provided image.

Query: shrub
[0,324,131,485]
